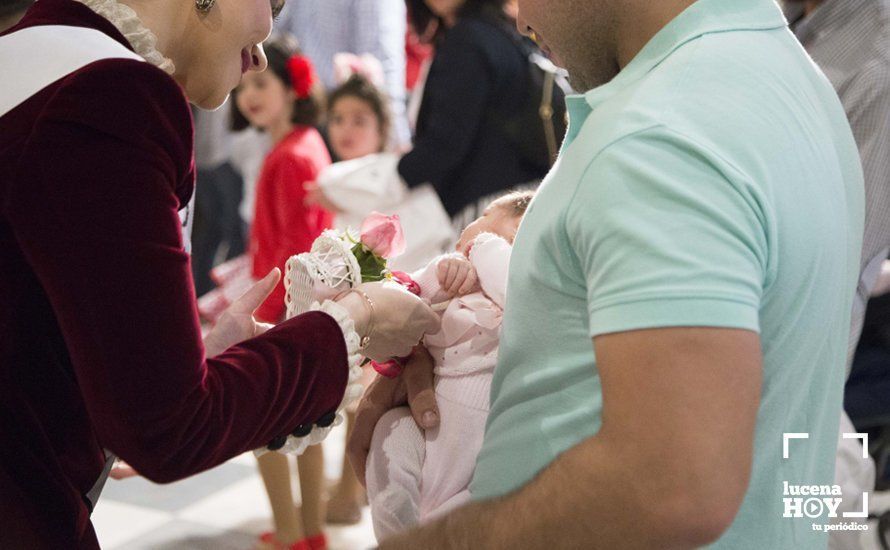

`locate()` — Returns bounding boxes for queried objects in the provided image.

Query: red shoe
[257,532,311,550]
[306,533,328,550]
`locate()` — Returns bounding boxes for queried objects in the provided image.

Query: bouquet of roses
[284,213,419,378]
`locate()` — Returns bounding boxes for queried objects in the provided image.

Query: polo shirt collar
[573,0,788,113]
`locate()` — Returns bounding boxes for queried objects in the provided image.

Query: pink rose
[360,212,406,259]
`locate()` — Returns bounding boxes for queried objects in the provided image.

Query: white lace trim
[74,0,175,74]
[254,300,365,457]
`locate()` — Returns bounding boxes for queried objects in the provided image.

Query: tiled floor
[94,425,890,549]
[94,423,378,550]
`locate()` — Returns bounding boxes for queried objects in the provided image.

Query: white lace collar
[74,0,175,74]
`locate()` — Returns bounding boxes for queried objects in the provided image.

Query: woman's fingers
[109,462,139,480]
[253,322,275,338]
[355,282,440,361]
[230,269,280,316]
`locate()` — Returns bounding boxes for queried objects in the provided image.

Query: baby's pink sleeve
[411,253,462,305]
[468,233,512,309]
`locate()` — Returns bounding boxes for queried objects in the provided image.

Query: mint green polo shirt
[470,0,864,547]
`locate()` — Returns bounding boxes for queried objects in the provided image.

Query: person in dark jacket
[400,0,547,229]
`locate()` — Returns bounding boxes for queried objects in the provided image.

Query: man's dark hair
[230,35,324,132]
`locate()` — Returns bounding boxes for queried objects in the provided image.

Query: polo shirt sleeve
[565,126,769,337]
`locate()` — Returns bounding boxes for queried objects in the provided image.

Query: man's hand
[202,269,279,358]
[437,255,480,297]
[347,346,439,485]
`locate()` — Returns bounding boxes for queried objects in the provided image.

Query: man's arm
[383,327,761,549]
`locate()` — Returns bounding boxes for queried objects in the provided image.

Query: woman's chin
[190,91,230,111]
[188,76,239,111]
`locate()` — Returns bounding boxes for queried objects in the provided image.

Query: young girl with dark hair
[232,35,333,550]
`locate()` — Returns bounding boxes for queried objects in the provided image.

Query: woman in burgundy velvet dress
[0,0,438,547]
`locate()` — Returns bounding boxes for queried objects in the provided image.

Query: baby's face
[456,201,520,256]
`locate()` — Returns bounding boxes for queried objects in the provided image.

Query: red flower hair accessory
[287,54,315,99]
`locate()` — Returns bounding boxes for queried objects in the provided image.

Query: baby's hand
[437,255,480,297]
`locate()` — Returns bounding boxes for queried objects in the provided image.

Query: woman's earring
[195,0,215,13]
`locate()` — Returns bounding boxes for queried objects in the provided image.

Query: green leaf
[351,242,388,283]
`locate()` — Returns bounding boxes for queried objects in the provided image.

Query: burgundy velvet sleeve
[4,60,347,483]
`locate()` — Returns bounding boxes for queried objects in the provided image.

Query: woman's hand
[336,281,441,362]
[347,346,439,485]
[109,461,139,480]
[202,269,280,357]
[437,255,480,297]
[304,181,343,213]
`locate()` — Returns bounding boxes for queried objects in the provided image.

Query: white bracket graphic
[842,432,870,459]
[843,491,869,518]
[783,433,809,459]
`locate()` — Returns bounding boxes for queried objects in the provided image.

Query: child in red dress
[231,36,332,550]
[233,36,332,325]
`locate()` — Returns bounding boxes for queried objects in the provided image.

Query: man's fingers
[231,269,280,315]
[346,403,381,487]
[346,375,406,487]
[403,353,439,430]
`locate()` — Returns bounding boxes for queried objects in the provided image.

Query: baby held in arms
[365,190,534,541]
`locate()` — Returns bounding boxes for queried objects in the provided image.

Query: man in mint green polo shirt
[355,0,864,548]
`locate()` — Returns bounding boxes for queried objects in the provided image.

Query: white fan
[284,229,363,319]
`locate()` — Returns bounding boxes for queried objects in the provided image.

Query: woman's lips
[241,49,251,74]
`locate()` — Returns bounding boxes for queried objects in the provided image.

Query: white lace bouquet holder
[255,231,366,456]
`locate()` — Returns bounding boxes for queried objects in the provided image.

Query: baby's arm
[468,232,512,309]
[410,253,465,305]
